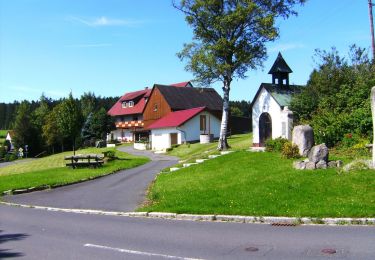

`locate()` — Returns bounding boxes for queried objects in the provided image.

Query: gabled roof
[154,84,223,111]
[147,107,206,129]
[108,88,151,116]
[251,83,303,108]
[268,52,293,74]
[120,88,150,101]
[169,81,192,87]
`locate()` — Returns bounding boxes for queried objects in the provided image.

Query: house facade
[107,88,151,142]
[142,83,223,151]
[148,107,221,151]
[251,53,303,147]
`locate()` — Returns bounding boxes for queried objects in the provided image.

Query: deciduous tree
[174,0,305,150]
[57,93,83,154]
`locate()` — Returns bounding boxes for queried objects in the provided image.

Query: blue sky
[0,0,372,103]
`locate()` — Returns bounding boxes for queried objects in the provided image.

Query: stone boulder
[292,125,315,157]
[316,160,327,169]
[308,144,329,163]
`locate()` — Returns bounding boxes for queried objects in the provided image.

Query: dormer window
[122,102,127,108]
[128,101,134,107]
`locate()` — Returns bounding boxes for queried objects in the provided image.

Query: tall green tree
[91,107,115,140]
[174,0,305,150]
[290,45,375,146]
[43,105,63,153]
[12,101,36,155]
[80,92,97,119]
[57,93,83,154]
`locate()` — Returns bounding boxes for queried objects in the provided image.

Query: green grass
[168,133,252,161]
[0,147,149,194]
[0,130,8,144]
[140,151,375,218]
[0,130,8,138]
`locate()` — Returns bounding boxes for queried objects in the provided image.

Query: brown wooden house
[143,84,223,128]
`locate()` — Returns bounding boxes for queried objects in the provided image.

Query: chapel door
[259,113,272,146]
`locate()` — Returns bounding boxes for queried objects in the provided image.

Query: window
[153,103,158,112]
[128,101,134,107]
[200,115,207,132]
[133,115,138,121]
[122,102,127,108]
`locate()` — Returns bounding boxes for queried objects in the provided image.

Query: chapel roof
[268,52,293,74]
[258,83,303,107]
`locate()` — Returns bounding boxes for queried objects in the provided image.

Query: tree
[91,107,115,140]
[32,94,51,151]
[290,45,375,147]
[174,0,305,150]
[56,93,83,154]
[80,92,97,119]
[12,101,35,155]
[43,105,63,153]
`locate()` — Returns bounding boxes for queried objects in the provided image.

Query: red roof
[169,81,191,87]
[108,88,151,116]
[147,107,206,129]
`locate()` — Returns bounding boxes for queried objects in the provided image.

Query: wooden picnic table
[64,154,104,169]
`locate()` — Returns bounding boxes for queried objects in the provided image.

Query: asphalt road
[1,205,375,260]
[1,147,375,259]
[3,146,178,212]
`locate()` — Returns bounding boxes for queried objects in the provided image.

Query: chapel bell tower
[268,52,293,86]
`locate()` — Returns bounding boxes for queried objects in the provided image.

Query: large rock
[308,144,329,163]
[292,125,314,157]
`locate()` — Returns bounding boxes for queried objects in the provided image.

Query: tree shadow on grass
[0,230,28,258]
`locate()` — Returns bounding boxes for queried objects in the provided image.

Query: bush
[282,142,300,159]
[103,150,116,161]
[4,153,17,162]
[0,146,6,159]
[265,137,289,152]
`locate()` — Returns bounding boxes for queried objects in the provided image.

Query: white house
[251,53,303,147]
[148,107,221,151]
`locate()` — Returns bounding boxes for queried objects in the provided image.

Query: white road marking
[84,243,205,260]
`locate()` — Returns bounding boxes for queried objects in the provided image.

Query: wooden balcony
[115,120,144,129]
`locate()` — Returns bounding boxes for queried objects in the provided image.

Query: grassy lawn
[0,130,7,144]
[168,133,252,161]
[141,146,375,218]
[0,147,149,194]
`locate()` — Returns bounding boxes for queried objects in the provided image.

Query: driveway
[3,146,178,212]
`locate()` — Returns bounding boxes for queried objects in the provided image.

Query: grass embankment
[141,134,375,218]
[168,133,251,161]
[0,147,149,194]
[0,130,8,144]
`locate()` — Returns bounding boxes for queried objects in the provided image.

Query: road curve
[3,146,178,212]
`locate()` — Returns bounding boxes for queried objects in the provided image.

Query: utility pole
[370,0,375,61]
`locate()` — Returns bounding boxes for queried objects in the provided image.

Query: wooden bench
[64,154,104,169]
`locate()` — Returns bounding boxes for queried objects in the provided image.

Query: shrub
[103,150,116,161]
[282,142,300,159]
[265,137,288,152]
[0,146,6,159]
[4,153,17,162]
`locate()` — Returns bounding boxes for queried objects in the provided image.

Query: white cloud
[65,43,112,48]
[68,16,143,27]
[269,43,305,53]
